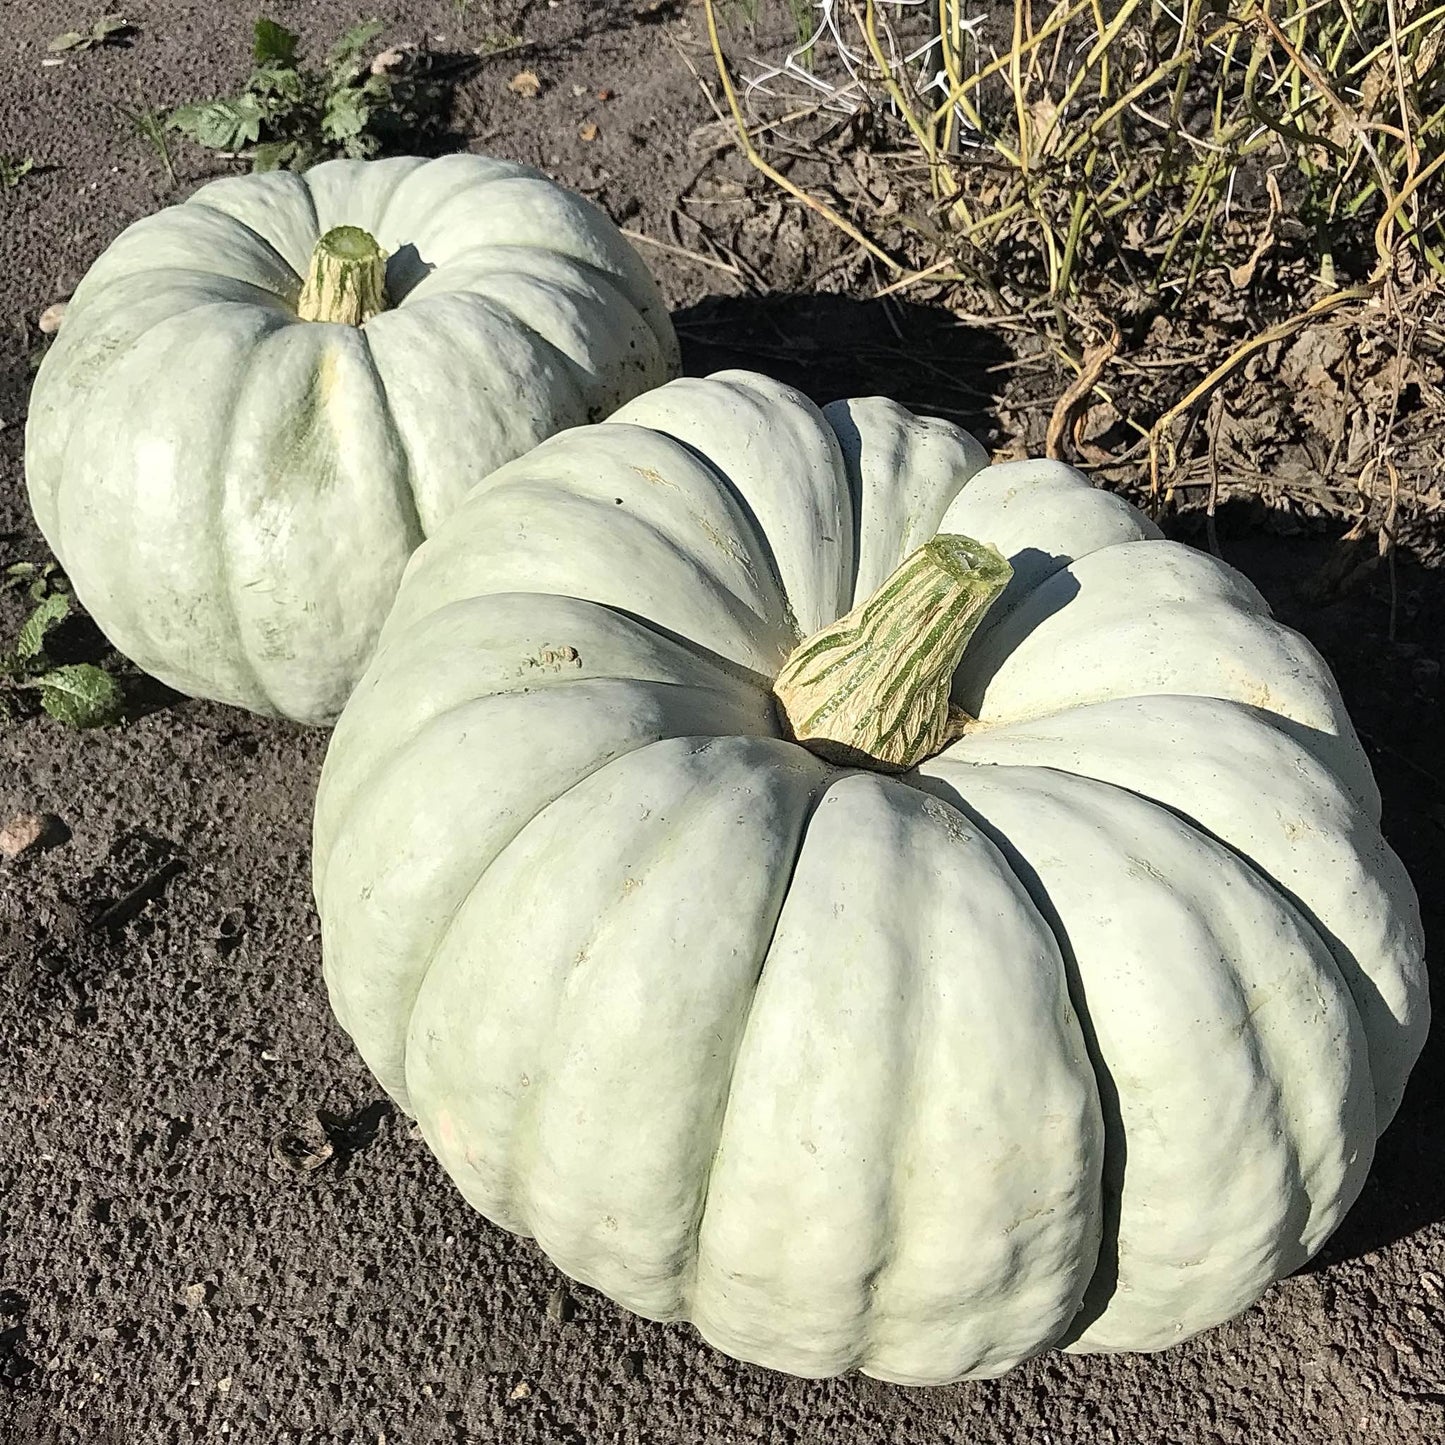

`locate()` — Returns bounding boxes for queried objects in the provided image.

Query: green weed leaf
[168,97,265,150]
[322,86,371,141]
[48,30,87,52]
[37,665,124,729]
[16,592,71,663]
[0,154,36,188]
[250,140,296,172]
[253,17,300,65]
[328,19,384,76]
[3,563,39,590]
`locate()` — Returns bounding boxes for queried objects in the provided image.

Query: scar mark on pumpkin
[524,645,582,671]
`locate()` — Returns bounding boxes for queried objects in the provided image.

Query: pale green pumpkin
[25,154,679,722]
[312,370,1428,1383]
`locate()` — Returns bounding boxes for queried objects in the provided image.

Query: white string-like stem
[740,0,987,138]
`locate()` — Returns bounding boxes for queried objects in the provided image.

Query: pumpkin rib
[67,268,298,325]
[497,741,828,1286]
[353,326,425,558]
[322,678,772,1099]
[29,289,282,543]
[441,475,787,660]
[77,203,302,300]
[412,430,798,670]
[49,300,290,709]
[211,322,291,715]
[377,689,771,1101]
[937,693,1426,1128]
[396,250,678,424]
[183,169,319,278]
[418,290,595,418]
[312,154,421,255]
[612,373,856,637]
[689,770,1104,1379]
[312,593,775,875]
[211,318,419,720]
[401,246,677,364]
[360,295,590,536]
[920,760,1373,1352]
[383,166,677,359]
[958,540,1377,815]
[371,155,534,255]
[676,771,833,1311]
[819,395,987,605]
[937,456,1161,640]
[184,197,311,288]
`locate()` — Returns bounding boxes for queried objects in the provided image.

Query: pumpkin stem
[772,535,1012,772]
[296,226,390,326]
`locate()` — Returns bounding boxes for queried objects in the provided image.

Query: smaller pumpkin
[25,154,679,723]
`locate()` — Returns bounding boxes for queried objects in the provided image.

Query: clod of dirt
[579,123,599,143]
[370,44,414,76]
[37,301,68,334]
[508,69,541,98]
[0,811,68,859]
[269,1116,335,1174]
[509,1380,532,1400]
[179,1282,208,1310]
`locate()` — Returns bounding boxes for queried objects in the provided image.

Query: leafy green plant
[0,154,36,189]
[168,17,451,172]
[1,565,124,728]
[48,13,132,52]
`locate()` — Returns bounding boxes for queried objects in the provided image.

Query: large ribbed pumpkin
[313,370,1427,1383]
[25,154,678,722]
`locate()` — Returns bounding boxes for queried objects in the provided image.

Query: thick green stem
[772,534,1013,772]
[296,226,389,326]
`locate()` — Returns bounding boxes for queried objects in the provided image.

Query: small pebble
[38,301,68,335]
[0,812,66,860]
[509,1380,532,1401]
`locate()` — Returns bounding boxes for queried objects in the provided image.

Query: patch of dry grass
[703,0,1445,542]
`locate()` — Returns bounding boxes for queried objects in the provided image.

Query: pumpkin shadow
[673,293,1010,441]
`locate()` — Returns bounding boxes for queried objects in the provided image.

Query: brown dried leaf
[578,122,599,142]
[1027,95,1062,156]
[1077,398,1121,445]
[508,69,542,98]
[1047,327,1120,461]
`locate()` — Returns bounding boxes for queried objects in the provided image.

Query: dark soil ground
[1,3,1442,1442]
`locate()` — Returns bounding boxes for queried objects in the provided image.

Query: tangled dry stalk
[703,0,1445,557]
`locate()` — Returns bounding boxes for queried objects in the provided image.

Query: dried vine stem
[701,0,902,274]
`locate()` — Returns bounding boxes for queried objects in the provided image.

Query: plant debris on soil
[0,3,1442,1444]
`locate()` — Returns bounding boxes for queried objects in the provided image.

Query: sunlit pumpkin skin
[313,370,1428,1383]
[25,154,679,722]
